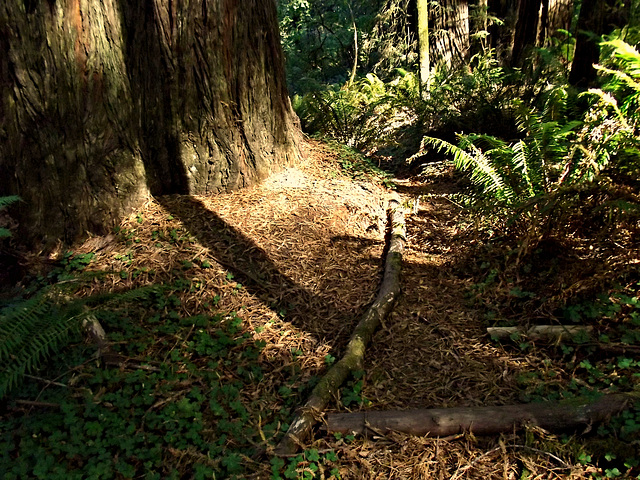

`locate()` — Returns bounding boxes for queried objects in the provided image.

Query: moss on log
[274,196,406,455]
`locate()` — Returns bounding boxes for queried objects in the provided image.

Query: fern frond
[0,195,20,209]
[0,283,165,399]
[594,65,640,93]
[423,136,515,203]
[0,291,55,357]
[1,311,82,398]
[0,291,85,399]
[512,141,537,197]
[601,39,640,79]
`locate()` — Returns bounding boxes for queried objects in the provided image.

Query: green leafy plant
[294,74,396,149]
[420,40,640,246]
[0,195,20,239]
[326,141,394,186]
[0,280,278,479]
[0,278,163,399]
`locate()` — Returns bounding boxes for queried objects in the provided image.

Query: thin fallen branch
[274,196,406,455]
[83,314,160,372]
[487,325,593,341]
[15,399,61,408]
[326,393,636,437]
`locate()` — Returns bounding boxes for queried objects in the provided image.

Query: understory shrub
[422,39,640,245]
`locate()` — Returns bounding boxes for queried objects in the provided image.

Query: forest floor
[2,138,638,479]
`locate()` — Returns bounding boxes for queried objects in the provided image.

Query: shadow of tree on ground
[158,195,383,345]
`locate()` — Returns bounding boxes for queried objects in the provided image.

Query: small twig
[23,374,68,388]
[104,359,161,372]
[272,448,338,458]
[15,399,61,408]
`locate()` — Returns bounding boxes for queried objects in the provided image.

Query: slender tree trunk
[569,0,605,87]
[0,0,299,249]
[346,1,358,87]
[487,0,518,62]
[546,0,573,42]
[471,0,489,53]
[633,0,640,26]
[418,0,430,86]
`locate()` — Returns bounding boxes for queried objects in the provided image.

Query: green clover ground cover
[0,280,340,479]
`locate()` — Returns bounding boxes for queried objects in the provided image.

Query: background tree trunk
[569,0,605,86]
[430,0,470,68]
[511,0,542,66]
[0,0,299,249]
[487,0,518,62]
[569,0,629,87]
[418,0,431,84]
[545,0,573,43]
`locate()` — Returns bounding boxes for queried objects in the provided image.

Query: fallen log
[274,196,406,455]
[487,325,593,341]
[326,393,635,437]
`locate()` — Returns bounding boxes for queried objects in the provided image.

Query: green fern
[0,195,20,239]
[294,74,395,149]
[0,289,83,398]
[423,135,516,204]
[0,283,164,399]
[0,195,20,209]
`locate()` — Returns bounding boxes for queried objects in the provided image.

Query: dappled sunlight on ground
[8,139,608,479]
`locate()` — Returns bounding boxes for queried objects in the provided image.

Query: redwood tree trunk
[569,0,605,87]
[0,0,299,249]
[430,0,470,68]
[511,0,542,66]
[545,0,573,43]
[569,0,629,87]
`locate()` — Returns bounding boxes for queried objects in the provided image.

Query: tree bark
[275,197,406,455]
[568,0,631,87]
[511,0,542,66]
[327,394,634,436]
[0,0,299,249]
[569,0,603,87]
[486,0,518,62]
[430,0,470,68]
[545,0,573,43]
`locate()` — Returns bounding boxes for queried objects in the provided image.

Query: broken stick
[274,196,406,455]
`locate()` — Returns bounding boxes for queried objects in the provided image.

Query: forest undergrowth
[3,26,640,480]
[1,135,639,479]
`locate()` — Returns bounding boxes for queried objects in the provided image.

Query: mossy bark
[275,197,406,455]
[0,0,298,249]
